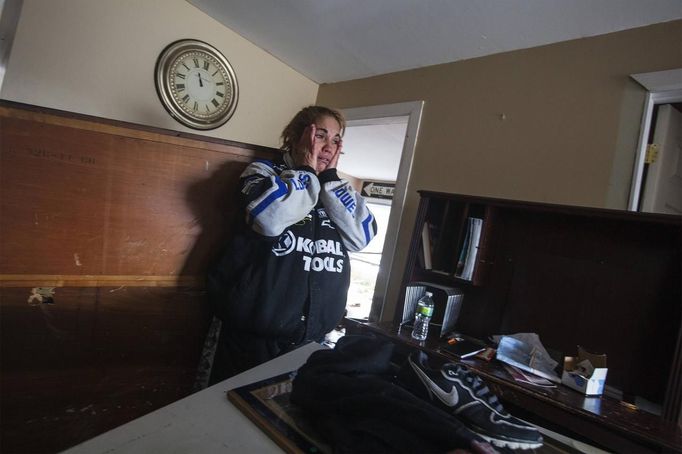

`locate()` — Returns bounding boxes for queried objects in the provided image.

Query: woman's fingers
[328,138,342,169]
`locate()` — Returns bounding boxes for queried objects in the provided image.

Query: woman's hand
[292,124,319,172]
[326,138,342,170]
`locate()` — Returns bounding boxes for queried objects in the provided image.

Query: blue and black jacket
[208,152,377,343]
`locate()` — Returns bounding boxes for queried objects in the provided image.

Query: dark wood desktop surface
[346,319,682,454]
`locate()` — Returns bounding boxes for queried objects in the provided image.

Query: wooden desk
[346,319,682,453]
[379,191,681,452]
[61,342,325,454]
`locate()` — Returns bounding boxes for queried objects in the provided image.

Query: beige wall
[317,20,682,318]
[338,171,362,192]
[1,0,318,148]
[4,4,680,319]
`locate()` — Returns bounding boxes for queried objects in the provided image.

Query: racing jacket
[208,152,377,342]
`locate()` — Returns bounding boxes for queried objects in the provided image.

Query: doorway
[345,201,392,319]
[628,69,682,212]
[637,103,682,214]
[340,101,424,321]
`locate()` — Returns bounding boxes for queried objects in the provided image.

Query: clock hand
[197,73,203,88]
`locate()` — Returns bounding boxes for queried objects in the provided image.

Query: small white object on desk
[62,342,325,454]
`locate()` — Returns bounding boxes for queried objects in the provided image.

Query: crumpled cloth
[290,334,488,454]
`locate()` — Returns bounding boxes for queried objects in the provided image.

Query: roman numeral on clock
[211,98,219,108]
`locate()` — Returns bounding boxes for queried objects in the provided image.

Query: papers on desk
[503,364,557,388]
[495,335,561,384]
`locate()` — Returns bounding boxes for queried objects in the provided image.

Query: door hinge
[645,144,659,164]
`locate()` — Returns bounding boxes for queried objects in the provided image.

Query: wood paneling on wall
[1,102,277,283]
[0,101,278,453]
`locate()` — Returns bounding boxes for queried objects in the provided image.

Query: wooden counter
[346,319,682,453]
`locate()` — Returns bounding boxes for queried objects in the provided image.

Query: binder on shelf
[421,223,433,270]
[455,217,483,281]
[402,282,464,337]
[454,221,470,276]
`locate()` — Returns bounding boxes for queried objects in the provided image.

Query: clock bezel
[155,39,239,130]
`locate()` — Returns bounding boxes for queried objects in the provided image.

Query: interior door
[640,104,682,214]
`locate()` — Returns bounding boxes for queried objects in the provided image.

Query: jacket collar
[282,151,295,169]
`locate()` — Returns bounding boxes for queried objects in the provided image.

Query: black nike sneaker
[398,351,543,450]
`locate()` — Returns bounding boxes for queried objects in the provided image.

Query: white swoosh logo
[409,358,459,407]
[411,361,539,439]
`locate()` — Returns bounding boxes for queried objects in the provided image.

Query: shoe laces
[449,364,506,414]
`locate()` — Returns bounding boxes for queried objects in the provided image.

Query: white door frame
[0,0,24,93]
[342,101,424,322]
[628,69,682,211]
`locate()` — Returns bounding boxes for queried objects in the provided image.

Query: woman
[208,105,377,380]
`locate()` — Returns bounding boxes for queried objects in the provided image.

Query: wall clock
[155,39,239,130]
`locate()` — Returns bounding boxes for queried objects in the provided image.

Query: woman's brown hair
[280,106,346,152]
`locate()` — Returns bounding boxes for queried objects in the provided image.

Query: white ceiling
[187,0,682,183]
[188,0,682,84]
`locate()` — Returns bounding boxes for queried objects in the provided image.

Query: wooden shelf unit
[397,191,682,428]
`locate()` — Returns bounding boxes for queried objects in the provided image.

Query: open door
[628,68,682,211]
[341,102,423,322]
[640,104,682,214]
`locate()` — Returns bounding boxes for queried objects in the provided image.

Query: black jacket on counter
[291,335,486,453]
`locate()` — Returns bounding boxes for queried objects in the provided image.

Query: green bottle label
[417,305,433,317]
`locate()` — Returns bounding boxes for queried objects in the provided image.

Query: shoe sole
[478,432,543,450]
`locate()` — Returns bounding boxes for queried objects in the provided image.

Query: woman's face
[311,115,342,173]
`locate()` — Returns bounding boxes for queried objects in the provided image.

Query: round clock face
[155,40,238,130]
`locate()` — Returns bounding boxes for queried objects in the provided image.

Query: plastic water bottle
[412,291,435,341]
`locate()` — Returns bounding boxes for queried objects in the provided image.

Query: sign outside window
[361,181,394,200]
